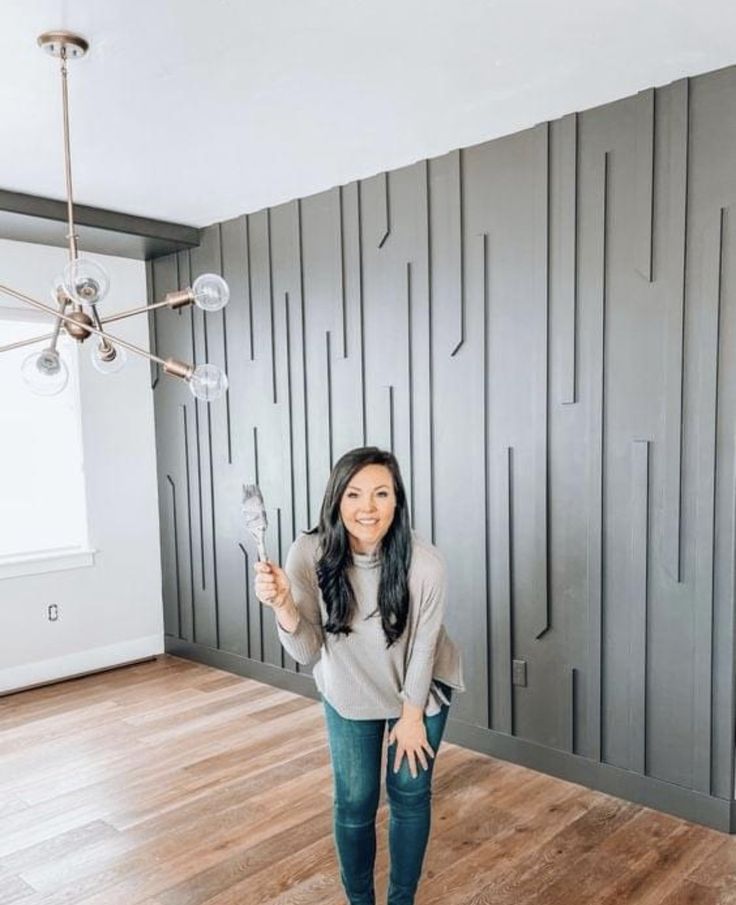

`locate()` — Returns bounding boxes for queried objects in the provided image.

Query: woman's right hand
[254,560,291,609]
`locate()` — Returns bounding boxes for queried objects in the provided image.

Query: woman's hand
[387,717,435,779]
[254,560,291,609]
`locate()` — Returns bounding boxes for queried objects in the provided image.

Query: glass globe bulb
[91,342,127,374]
[21,349,69,396]
[63,256,110,306]
[192,273,230,312]
[188,364,228,401]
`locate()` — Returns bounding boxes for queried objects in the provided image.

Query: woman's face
[339,463,397,554]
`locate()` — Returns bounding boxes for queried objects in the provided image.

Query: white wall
[0,239,163,693]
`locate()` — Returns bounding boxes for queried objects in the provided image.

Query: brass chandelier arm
[0,330,56,354]
[0,282,169,368]
[100,291,194,326]
[0,296,69,354]
[0,291,195,354]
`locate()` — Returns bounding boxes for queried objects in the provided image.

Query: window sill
[0,548,97,580]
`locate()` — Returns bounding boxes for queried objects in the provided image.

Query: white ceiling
[2,0,736,228]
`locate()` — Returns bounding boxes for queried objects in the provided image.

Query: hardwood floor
[0,654,733,904]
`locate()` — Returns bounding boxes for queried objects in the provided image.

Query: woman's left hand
[387,717,435,779]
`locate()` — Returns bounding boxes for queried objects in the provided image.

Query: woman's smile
[340,463,397,554]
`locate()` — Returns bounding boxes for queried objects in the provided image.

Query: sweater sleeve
[399,551,447,711]
[275,535,324,666]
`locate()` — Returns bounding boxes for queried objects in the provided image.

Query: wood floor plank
[0,872,36,903]
[0,654,732,905]
[685,834,736,890]
[656,879,736,904]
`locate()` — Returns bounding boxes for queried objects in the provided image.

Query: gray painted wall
[150,64,736,830]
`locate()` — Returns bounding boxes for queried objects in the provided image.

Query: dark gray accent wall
[152,64,736,833]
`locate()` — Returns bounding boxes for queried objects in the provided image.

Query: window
[0,312,92,574]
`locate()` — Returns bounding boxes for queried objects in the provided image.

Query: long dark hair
[306,446,412,647]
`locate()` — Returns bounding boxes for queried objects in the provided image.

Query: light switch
[512,659,527,687]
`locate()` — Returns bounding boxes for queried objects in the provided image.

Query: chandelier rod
[101,294,194,322]
[48,296,69,351]
[0,282,168,367]
[0,332,55,354]
[59,45,79,262]
[88,303,114,354]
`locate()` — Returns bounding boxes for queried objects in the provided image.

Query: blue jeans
[321,682,453,905]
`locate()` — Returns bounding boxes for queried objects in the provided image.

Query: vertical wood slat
[356,183,367,446]
[507,446,516,737]
[480,231,491,729]
[692,207,725,793]
[238,543,252,660]
[534,122,551,641]
[586,150,608,764]
[165,474,182,639]
[450,150,465,356]
[662,78,689,585]
[190,304,205,596]
[490,441,513,735]
[728,433,736,801]
[386,384,395,453]
[181,403,195,644]
[630,439,650,775]
[206,311,221,650]
[276,507,285,670]
[284,292,296,540]
[635,88,655,282]
[424,161,436,543]
[245,214,255,361]
[251,422,264,662]
[217,223,233,465]
[252,425,261,488]
[297,199,311,528]
[405,262,415,525]
[266,209,277,404]
[338,186,347,358]
[325,330,334,471]
[554,113,578,406]
[570,667,579,755]
[377,171,391,248]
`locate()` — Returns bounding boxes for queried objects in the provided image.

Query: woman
[254,446,465,905]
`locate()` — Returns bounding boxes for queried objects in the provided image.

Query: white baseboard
[0,634,165,695]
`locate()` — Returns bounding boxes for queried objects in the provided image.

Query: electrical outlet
[512,659,527,687]
[47,604,59,622]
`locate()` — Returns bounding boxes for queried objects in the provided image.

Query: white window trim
[0,546,97,580]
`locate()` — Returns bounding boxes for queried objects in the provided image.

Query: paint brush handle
[255,527,267,563]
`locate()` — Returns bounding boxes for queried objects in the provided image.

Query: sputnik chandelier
[0,31,229,401]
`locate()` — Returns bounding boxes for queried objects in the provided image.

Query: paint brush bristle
[242,483,268,561]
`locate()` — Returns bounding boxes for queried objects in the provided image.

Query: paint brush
[242,483,268,562]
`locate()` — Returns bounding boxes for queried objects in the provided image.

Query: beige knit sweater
[275,529,465,719]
